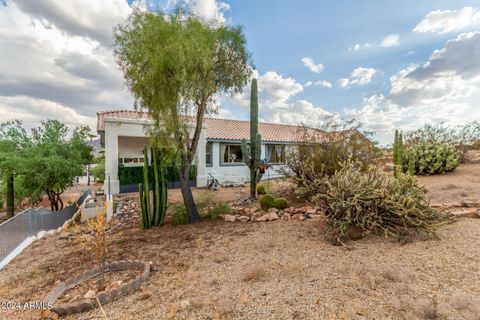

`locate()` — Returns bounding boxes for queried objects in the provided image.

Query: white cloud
[226,70,331,127]
[349,43,372,51]
[338,67,377,88]
[380,34,400,48]
[186,0,230,25]
[304,80,332,88]
[0,0,134,131]
[349,34,399,52]
[338,78,350,88]
[414,7,480,34]
[301,57,325,73]
[346,31,480,144]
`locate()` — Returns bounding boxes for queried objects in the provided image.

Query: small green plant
[273,198,288,209]
[206,202,232,220]
[259,194,275,211]
[171,203,188,225]
[256,184,267,195]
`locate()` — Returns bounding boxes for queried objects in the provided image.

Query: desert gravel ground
[0,164,479,320]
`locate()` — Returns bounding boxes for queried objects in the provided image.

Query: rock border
[41,260,150,317]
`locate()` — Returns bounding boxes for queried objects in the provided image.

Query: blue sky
[1,0,480,144]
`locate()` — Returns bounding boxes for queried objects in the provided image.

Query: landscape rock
[223,214,236,222]
[255,215,268,222]
[464,150,480,163]
[305,206,316,215]
[84,289,96,300]
[282,213,291,221]
[267,207,279,214]
[267,211,279,221]
[245,207,259,215]
[451,208,479,218]
[238,216,250,223]
[460,199,480,208]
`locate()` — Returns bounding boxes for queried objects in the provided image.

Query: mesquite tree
[115,9,252,222]
[0,121,27,217]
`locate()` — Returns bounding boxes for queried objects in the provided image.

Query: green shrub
[273,198,288,209]
[256,184,267,195]
[91,162,105,183]
[206,202,232,220]
[171,204,188,225]
[259,194,275,211]
[311,160,441,241]
[404,142,461,175]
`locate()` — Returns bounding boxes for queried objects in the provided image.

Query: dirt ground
[1,164,479,319]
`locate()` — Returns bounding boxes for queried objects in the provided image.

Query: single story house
[96,110,352,194]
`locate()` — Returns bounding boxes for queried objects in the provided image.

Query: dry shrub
[311,160,442,242]
[242,267,266,282]
[74,203,109,290]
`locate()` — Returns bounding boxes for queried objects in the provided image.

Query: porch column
[104,123,120,194]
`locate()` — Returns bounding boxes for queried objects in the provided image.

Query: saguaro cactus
[139,145,168,229]
[241,78,267,198]
[393,130,404,178]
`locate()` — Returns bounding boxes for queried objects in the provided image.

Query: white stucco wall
[205,142,295,184]
[103,117,207,194]
[103,117,294,193]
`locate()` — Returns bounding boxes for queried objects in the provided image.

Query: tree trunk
[177,162,201,223]
[6,173,14,218]
[48,191,59,211]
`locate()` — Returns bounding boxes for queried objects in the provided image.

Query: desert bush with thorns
[306,161,442,241]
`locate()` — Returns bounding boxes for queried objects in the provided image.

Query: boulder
[223,214,236,222]
[282,213,291,221]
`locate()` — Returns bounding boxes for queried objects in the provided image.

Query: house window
[206,142,213,166]
[266,145,286,164]
[221,143,243,164]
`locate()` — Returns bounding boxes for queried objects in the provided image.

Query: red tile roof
[97,110,341,143]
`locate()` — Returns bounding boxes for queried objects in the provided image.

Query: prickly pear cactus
[404,142,461,175]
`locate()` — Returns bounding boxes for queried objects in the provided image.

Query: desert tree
[0,121,28,217]
[23,120,93,211]
[114,9,252,222]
